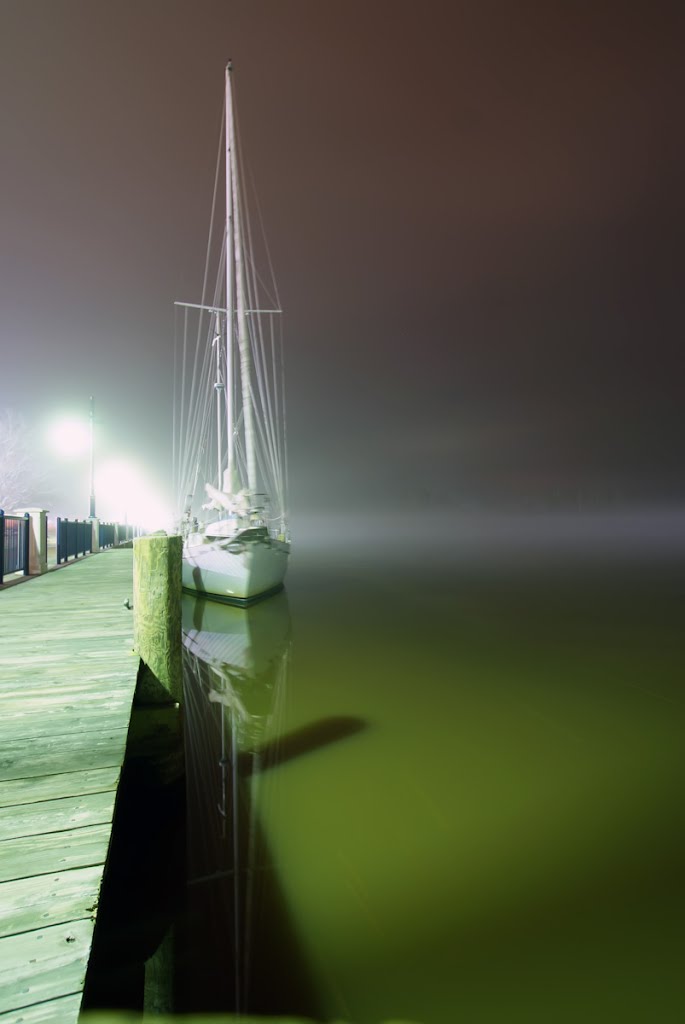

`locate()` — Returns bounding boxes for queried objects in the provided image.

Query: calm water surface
[84,541,684,1022]
[174,544,684,1023]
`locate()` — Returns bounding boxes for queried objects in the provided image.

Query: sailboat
[174,62,290,605]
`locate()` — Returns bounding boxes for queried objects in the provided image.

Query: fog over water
[1,2,683,530]
[293,505,685,564]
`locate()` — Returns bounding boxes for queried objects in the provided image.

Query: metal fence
[117,524,135,543]
[98,522,136,548]
[56,517,92,564]
[99,522,116,549]
[1,513,142,585]
[0,510,30,584]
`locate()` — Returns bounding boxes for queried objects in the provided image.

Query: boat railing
[0,510,30,584]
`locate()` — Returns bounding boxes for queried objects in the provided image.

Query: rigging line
[235,108,280,310]
[239,164,284,500]
[213,247,229,491]
[172,307,177,505]
[248,309,281,495]
[200,103,226,313]
[244,238,279,310]
[179,317,208,497]
[252,299,282,494]
[183,301,211,489]
[223,404,247,491]
[180,304,189,500]
[232,141,259,495]
[175,314,184,503]
[183,256,225,497]
[233,429,248,485]
[226,308,239,490]
[189,394,212,506]
[181,110,225,498]
[179,317,194,500]
[209,251,228,491]
[266,315,285,505]
[232,107,282,494]
[183,332,215,504]
[247,159,281,309]
[279,315,290,520]
[270,315,285,508]
[244,316,286,515]
[252,420,281,514]
[241,194,282,494]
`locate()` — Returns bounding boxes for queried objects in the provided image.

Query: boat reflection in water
[182,589,292,828]
[179,589,306,1016]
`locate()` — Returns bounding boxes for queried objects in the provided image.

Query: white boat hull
[182,589,291,675]
[182,529,289,604]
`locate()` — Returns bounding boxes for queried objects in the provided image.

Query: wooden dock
[0,549,138,1023]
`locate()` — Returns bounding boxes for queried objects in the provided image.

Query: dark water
[86,539,685,1023]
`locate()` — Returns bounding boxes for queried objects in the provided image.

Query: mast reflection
[180,590,292,1014]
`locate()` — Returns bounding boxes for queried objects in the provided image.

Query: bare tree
[0,410,41,511]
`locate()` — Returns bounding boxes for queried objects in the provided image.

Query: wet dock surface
[0,549,137,1023]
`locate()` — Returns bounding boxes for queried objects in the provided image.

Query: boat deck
[0,549,137,1024]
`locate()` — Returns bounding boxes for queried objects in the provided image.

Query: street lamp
[49,407,171,531]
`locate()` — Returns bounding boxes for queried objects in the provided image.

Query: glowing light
[48,417,90,458]
[95,458,172,532]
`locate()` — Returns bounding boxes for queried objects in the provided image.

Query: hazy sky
[0,0,683,525]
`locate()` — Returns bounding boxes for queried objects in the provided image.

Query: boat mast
[213,314,223,488]
[226,61,258,497]
[224,62,234,491]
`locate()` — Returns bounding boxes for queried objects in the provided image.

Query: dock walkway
[0,549,137,1023]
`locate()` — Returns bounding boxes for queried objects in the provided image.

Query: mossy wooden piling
[132,534,183,705]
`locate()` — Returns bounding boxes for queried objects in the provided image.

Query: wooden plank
[0,992,82,1024]
[0,668,134,691]
[0,728,129,782]
[0,623,133,641]
[0,682,136,706]
[0,865,102,938]
[0,790,117,842]
[0,825,111,884]
[0,660,133,690]
[0,624,133,642]
[0,638,135,665]
[0,918,93,1013]
[1,625,132,638]
[0,550,139,1024]
[0,703,133,742]
[0,768,120,809]
[0,649,135,674]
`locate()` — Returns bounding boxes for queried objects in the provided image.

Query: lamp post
[89,395,96,519]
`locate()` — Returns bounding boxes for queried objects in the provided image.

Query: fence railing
[56,518,92,565]
[0,511,30,584]
[98,522,136,549]
[99,522,116,549]
[1,511,143,585]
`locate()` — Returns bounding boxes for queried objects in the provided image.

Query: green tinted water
[178,549,684,1023]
